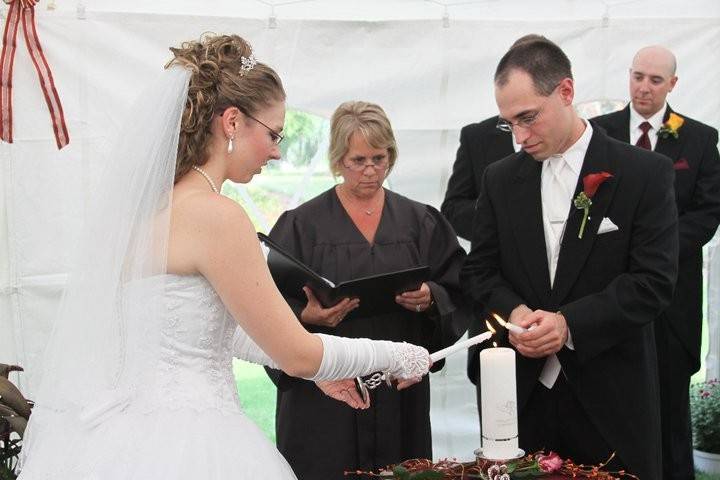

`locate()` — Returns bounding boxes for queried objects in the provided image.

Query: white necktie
[543,156,570,287]
[540,156,568,389]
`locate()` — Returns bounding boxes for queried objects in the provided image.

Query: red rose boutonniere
[573,172,613,239]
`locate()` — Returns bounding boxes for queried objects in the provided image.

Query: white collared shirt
[540,121,593,286]
[629,103,667,151]
[537,120,592,389]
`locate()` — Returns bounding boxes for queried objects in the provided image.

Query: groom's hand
[509,310,568,358]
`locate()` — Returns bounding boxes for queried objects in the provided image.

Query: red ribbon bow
[0,0,69,149]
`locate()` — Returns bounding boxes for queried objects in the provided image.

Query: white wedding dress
[19,274,298,479]
[18,67,428,480]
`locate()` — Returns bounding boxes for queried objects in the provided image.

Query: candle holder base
[473,448,525,462]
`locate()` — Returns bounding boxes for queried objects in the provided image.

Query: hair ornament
[240,54,257,76]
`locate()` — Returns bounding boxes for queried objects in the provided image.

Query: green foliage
[691,379,720,453]
[222,182,287,230]
[391,465,444,480]
[696,472,720,480]
[233,360,276,442]
[279,110,326,167]
[223,172,337,232]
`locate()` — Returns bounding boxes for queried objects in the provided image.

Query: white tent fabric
[1,0,719,460]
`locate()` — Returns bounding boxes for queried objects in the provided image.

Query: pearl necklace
[192,165,219,194]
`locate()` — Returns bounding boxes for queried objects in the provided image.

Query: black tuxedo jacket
[460,125,678,479]
[593,105,720,369]
[441,116,515,240]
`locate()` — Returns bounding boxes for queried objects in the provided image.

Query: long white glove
[308,333,430,382]
[231,329,430,382]
[231,327,280,368]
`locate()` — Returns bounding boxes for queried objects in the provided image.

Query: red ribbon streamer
[0,0,69,149]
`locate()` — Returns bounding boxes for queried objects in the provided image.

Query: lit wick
[492,312,534,334]
[429,322,495,363]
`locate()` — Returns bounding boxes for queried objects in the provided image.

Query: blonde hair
[166,33,286,182]
[328,101,398,176]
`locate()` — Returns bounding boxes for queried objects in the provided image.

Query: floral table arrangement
[346,451,639,479]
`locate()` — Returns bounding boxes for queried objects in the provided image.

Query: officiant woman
[265,100,469,480]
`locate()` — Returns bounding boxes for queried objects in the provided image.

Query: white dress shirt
[629,103,667,151]
[538,121,593,388]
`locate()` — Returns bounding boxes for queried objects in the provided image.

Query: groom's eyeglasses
[496,109,545,132]
[496,83,560,133]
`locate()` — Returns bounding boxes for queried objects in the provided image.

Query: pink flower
[538,451,563,473]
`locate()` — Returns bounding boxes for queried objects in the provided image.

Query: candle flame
[492,341,498,348]
[491,312,508,327]
[484,320,496,335]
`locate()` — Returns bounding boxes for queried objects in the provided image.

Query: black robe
[266,187,468,480]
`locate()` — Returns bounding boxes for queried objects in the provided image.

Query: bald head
[629,45,678,118]
[632,46,677,76]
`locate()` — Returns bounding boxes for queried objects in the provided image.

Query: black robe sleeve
[417,206,471,361]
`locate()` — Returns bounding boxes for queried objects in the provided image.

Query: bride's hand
[394,356,432,391]
[315,379,370,409]
[395,376,422,390]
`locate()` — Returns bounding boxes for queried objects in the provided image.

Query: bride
[17,34,430,479]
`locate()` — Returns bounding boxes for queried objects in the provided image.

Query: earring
[227,135,234,154]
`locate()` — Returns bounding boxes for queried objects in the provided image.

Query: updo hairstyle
[166,33,286,182]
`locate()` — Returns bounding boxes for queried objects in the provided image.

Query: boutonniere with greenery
[657,112,684,139]
[573,172,613,239]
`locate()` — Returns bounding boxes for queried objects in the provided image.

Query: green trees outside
[230,109,333,441]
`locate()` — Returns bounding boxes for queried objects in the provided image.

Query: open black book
[258,232,430,317]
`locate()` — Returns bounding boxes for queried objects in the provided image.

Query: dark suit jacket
[593,105,720,370]
[441,116,515,240]
[460,124,678,479]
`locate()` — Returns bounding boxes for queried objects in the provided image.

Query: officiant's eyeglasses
[342,154,389,172]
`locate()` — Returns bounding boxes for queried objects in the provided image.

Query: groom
[461,37,678,479]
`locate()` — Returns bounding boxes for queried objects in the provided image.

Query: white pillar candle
[479,347,519,459]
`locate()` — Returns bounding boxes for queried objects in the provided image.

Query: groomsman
[441,117,514,413]
[461,37,678,479]
[593,45,720,480]
[441,117,514,241]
